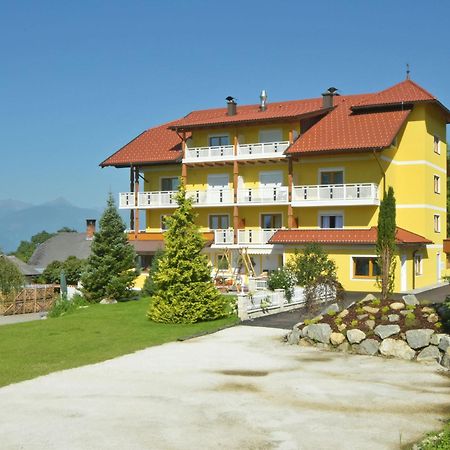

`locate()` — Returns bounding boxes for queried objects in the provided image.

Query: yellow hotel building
[101,79,449,293]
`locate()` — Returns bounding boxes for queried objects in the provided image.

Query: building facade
[101,79,449,293]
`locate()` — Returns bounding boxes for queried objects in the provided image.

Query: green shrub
[371,298,381,306]
[327,309,337,316]
[355,306,365,314]
[142,251,164,297]
[381,306,389,314]
[406,304,415,311]
[351,319,358,327]
[48,294,88,318]
[267,266,296,302]
[369,314,376,321]
[334,317,342,325]
[436,322,443,329]
[406,312,416,320]
[0,256,24,297]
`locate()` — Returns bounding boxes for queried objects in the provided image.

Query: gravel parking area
[0,326,449,449]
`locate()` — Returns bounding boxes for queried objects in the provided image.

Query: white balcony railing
[189,189,234,206]
[237,229,278,245]
[184,145,234,162]
[119,192,136,208]
[138,191,178,208]
[292,183,379,206]
[237,141,289,159]
[183,141,290,163]
[214,229,234,245]
[119,189,234,209]
[237,186,289,205]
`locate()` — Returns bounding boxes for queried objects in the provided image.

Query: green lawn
[0,298,239,387]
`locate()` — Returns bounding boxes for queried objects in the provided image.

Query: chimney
[226,96,237,116]
[259,89,268,111]
[86,219,96,240]
[322,87,338,109]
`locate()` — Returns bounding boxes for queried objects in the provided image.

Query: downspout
[412,249,418,290]
[372,149,386,197]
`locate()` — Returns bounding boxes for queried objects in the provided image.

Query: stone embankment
[286,294,450,368]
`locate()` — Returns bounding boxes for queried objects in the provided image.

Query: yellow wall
[297,206,378,228]
[190,122,300,147]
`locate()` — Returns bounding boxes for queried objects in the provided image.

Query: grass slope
[0,298,238,387]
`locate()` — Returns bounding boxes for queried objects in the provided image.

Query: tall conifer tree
[82,194,136,302]
[376,186,397,300]
[148,184,228,323]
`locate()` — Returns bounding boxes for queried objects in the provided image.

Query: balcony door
[261,213,282,229]
[259,129,282,143]
[260,171,283,203]
[320,170,343,185]
[207,174,229,204]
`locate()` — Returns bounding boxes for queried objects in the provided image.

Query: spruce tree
[376,186,397,300]
[148,184,228,323]
[81,194,137,302]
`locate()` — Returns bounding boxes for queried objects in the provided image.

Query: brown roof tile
[269,227,432,245]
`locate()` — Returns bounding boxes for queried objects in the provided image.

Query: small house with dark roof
[100,79,449,293]
[28,220,95,273]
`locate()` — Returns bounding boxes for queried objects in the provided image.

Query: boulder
[346,329,366,344]
[388,314,400,323]
[416,346,442,363]
[330,332,346,346]
[438,335,450,352]
[405,329,434,349]
[427,314,439,324]
[305,323,332,344]
[287,329,301,345]
[441,348,450,369]
[358,339,380,356]
[363,306,379,314]
[430,333,446,346]
[300,325,309,338]
[337,323,347,332]
[390,302,405,310]
[337,341,352,353]
[422,307,435,314]
[357,314,369,320]
[379,338,415,360]
[337,309,349,319]
[365,319,376,330]
[399,310,410,316]
[374,324,401,339]
[360,294,377,303]
[100,299,118,304]
[327,303,340,313]
[298,338,313,347]
[402,294,419,306]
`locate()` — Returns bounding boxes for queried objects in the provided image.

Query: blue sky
[1,0,449,209]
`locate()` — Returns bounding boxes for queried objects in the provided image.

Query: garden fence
[0,285,57,315]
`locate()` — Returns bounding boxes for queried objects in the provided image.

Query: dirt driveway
[0,326,449,450]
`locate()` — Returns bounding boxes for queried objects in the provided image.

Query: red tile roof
[269,227,432,245]
[286,94,411,155]
[168,98,326,130]
[352,80,436,109]
[100,121,185,167]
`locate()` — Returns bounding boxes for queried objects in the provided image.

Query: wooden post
[130,166,134,231]
[288,157,294,229]
[134,166,140,237]
[289,129,294,144]
[181,132,187,184]
[233,158,239,244]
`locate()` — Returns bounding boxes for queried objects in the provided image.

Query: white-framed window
[259,128,283,143]
[319,212,343,229]
[434,175,441,194]
[434,214,441,233]
[209,135,230,146]
[207,174,229,188]
[414,254,423,276]
[259,170,283,187]
[319,168,344,185]
[433,136,441,155]
[260,213,282,229]
[352,257,380,279]
[161,177,180,191]
[209,214,229,230]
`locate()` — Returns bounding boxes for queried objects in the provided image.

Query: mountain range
[0,198,101,253]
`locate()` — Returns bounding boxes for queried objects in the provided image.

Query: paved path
[0,313,44,326]
[1,326,449,449]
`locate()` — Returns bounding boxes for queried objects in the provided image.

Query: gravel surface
[1,326,449,449]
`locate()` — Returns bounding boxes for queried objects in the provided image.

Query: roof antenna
[406,63,410,80]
